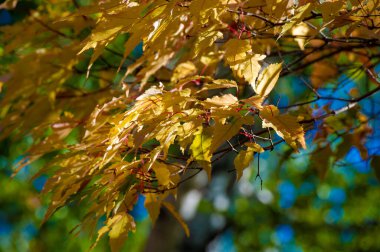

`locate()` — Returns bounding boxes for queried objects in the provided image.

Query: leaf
[224,40,266,85]
[79,26,123,75]
[197,79,237,93]
[260,105,306,151]
[239,54,267,84]
[109,213,135,252]
[171,61,197,83]
[210,116,254,154]
[94,212,136,252]
[136,85,163,101]
[242,95,265,109]
[228,53,266,85]
[319,1,344,22]
[292,22,309,50]
[194,28,223,58]
[144,193,162,225]
[280,3,312,37]
[189,0,221,24]
[190,127,213,179]
[162,201,190,237]
[224,39,252,65]
[203,94,238,108]
[253,63,282,97]
[234,150,253,180]
[152,162,171,187]
[234,143,263,181]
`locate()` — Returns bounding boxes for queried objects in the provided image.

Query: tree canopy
[0,0,380,251]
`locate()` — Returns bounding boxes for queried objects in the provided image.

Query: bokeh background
[1,2,380,252]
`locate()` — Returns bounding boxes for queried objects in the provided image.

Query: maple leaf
[189,0,222,24]
[190,127,213,179]
[108,213,136,252]
[204,94,238,108]
[171,61,198,83]
[234,142,264,181]
[280,3,312,37]
[224,39,266,85]
[224,39,252,65]
[253,63,282,98]
[94,212,136,252]
[210,116,254,154]
[292,22,310,50]
[1,0,379,249]
[152,162,171,187]
[260,105,306,151]
[238,54,267,85]
[319,1,344,22]
[194,28,223,58]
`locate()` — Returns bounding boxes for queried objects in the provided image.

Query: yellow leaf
[245,142,265,151]
[253,63,282,97]
[189,0,221,24]
[224,39,251,65]
[260,105,306,151]
[171,61,197,83]
[210,115,254,153]
[200,51,222,72]
[280,3,312,37]
[89,26,124,45]
[197,80,237,93]
[108,213,136,252]
[240,55,266,84]
[162,202,190,237]
[189,0,218,15]
[79,26,123,75]
[292,22,309,50]
[152,162,171,187]
[144,193,162,225]
[194,28,223,58]
[223,39,266,84]
[190,127,212,179]
[319,1,344,22]
[242,95,265,109]
[234,149,253,181]
[136,85,163,101]
[93,212,136,252]
[108,213,133,239]
[204,94,238,108]
[93,226,110,250]
[234,143,263,181]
